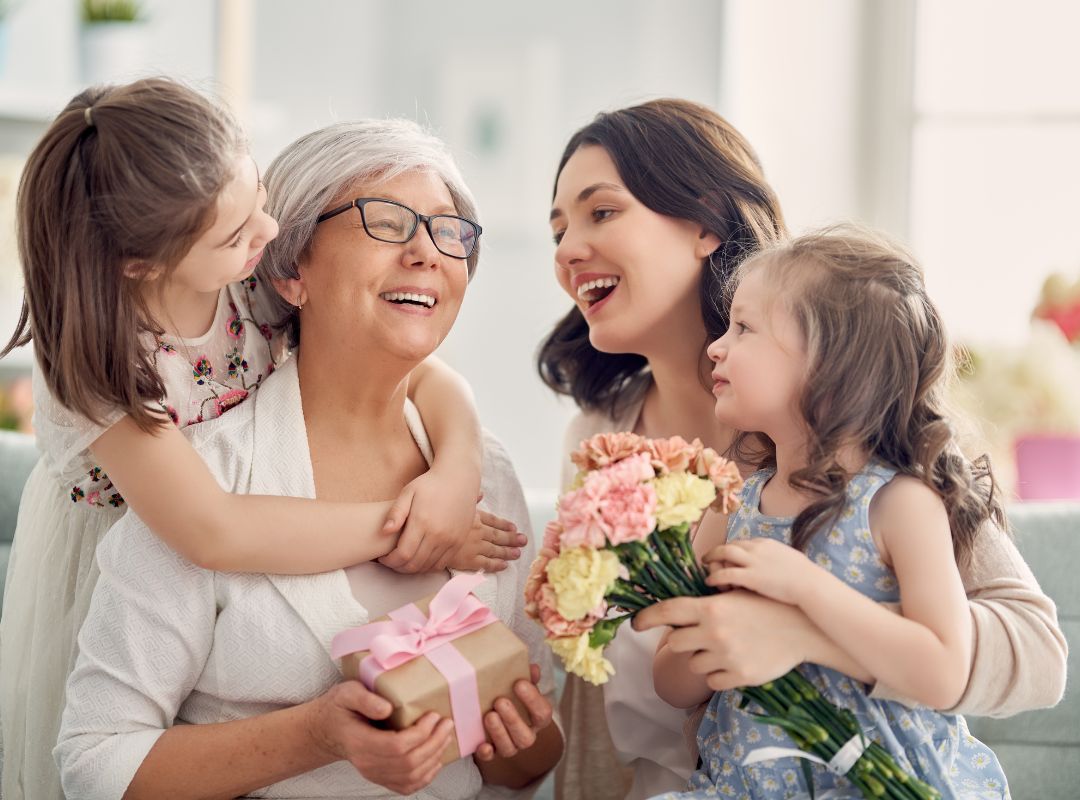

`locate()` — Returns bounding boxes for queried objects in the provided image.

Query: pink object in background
[1014,434,1080,500]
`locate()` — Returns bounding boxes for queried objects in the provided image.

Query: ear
[695,230,723,260]
[123,260,165,281]
[271,274,307,308]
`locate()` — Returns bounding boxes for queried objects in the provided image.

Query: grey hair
[257,119,480,346]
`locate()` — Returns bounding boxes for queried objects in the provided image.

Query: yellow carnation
[546,547,621,621]
[651,472,716,529]
[549,633,615,685]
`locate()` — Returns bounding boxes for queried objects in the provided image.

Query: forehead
[552,145,622,205]
[336,168,455,210]
[209,154,257,224]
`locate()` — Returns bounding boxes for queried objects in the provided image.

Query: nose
[706,332,728,363]
[554,224,590,271]
[402,221,441,270]
[254,207,279,249]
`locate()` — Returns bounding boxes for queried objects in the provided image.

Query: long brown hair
[2,77,245,432]
[731,226,1005,564]
[536,98,786,418]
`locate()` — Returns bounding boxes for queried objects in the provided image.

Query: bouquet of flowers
[526,433,941,800]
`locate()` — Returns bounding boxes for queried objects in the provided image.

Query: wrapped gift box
[332,573,531,764]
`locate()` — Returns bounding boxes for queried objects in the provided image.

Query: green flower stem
[655,532,703,596]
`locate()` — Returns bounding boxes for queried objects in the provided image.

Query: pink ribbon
[331,573,497,757]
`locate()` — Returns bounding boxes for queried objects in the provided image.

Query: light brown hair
[2,77,245,432]
[537,98,786,418]
[731,225,1005,564]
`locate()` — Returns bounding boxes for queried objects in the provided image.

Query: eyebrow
[217,166,263,248]
[549,181,626,221]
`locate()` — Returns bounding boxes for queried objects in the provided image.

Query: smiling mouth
[576,276,620,307]
[379,291,437,309]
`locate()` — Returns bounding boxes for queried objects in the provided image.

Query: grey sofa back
[0,430,39,612]
[966,503,1078,798]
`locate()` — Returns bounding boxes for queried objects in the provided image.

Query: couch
[0,431,1075,796]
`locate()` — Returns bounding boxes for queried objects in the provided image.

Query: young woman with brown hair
[540,99,1065,800]
[0,78,521,799]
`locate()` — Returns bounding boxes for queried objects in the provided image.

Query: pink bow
[331,572,498,758]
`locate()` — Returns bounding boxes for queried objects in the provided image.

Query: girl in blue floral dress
[0,78,519,799]
[649,227,1010,799]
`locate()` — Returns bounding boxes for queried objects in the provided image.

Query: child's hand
[442,509,526,573]
[380,466,478,573]
[704,539,819,605]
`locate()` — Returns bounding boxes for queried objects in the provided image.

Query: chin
[587,325,646,357]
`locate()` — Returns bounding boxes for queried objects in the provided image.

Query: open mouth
[576,276,620,307]
[379,291,437,309]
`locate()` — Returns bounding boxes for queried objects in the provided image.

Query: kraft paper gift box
[331,572,531,765]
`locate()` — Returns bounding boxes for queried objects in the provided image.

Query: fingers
[702,542,752,567]
[477,509,518,533]
[480,520,527,549]
[705,567,751,590]
[632,596,703,631]
[530,663,541,684]
[383,487,415,533]
[470,556,508,573]
[484,698,536,757]
[514,679,553,730]
[335,680,393,721]
[481,540,522,563]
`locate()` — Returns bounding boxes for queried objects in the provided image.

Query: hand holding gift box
[331,572,533,765]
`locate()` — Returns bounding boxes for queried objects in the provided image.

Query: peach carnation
[646,435,701,474]
[598,481,657,545]
[571,432,649,472]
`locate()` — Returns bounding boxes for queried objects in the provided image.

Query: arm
[708,477,972,709]
[90,417,397,574]
[380,355,504,573]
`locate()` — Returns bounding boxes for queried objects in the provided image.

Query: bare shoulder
[869,474,949,563]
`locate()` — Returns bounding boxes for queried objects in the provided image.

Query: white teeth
[380,291,436,308]
[576,276,620,300]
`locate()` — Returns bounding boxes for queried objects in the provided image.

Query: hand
[305,681,455,795]
[443,509,526,573]
[474,664,553,762]
[633,591,815,691]
[380,465,481,573]
[704,539,818,605]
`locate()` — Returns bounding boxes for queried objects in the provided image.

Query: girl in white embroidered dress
[0,78,520,800]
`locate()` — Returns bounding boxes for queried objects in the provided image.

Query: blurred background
[3,0,1080,504]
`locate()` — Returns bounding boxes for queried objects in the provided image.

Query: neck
[772,431,868,487]
[295,333,413,441]
[144,281,221,339]
[637,338,733,456]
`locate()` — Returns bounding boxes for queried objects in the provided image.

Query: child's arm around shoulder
[91,416,397,573]
[383,355,526,574]
[651,509,730,709]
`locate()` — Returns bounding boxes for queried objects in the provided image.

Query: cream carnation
[549,633,615,685]
[652,471,717,529]
[546,547,622,621]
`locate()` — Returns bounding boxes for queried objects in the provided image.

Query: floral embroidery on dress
[70,466,125,508]
[226,302,244,338]
[192,356,213,385]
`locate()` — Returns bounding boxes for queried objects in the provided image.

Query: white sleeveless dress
[0,278,281,800]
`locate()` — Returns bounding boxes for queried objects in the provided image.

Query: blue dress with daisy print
[651,463,1009,800]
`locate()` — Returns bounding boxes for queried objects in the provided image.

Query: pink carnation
[692,448,745,513]
[646,435,700,474]
[571,432,649,472]
[524,545,558,621]
[542,521,563,552]
[599,481,657,545]
[599,452,656,486]
[557,483,610,549]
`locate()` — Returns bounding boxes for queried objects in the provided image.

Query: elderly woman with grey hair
[55,119,563,799]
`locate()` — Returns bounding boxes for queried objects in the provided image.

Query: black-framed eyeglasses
[316,198,482,260]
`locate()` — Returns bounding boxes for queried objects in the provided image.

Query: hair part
[536,97,787,418]
[730,225,1006,564]
[258,119,480,348]
[2,77,246,432]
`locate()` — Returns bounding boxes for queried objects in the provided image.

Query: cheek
[554,263,573,298]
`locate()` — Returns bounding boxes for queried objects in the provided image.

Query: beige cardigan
[554,401,1068,800]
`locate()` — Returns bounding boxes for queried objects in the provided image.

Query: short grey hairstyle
[257,119,480,346]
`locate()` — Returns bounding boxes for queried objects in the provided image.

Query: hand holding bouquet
[526,433,942,800]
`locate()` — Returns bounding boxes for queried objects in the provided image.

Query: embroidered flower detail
[192,357,213,385]
[163,405,180,425]
[225,302,244,339]
[224,347,250,379]
[243,275,258,292]
[107,492,125,508]
[259,323,273,341]
[158,340,177,355]
[87,466,103,483]
[214,388,249,416]
[70,486,85,503]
